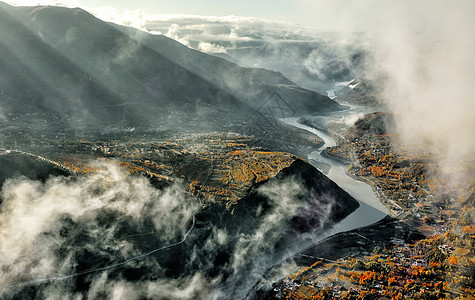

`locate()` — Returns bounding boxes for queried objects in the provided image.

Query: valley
[0,1,473,299]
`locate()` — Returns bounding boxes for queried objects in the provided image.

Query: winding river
[281,112,388,243]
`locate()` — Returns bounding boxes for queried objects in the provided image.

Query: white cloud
[165,23,190,46]
[4,0,80,8]
[138,14,365,92]
[365,0,475,166]
[231,179,304,269]
[292,0,475,171]
[0,161,198,293]
[90,7,148,31]
[198,42,227,54]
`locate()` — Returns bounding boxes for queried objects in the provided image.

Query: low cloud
[304,45,358,81]
[198,42,227,54]
[0,161,200,298]
[294,0,475,177]
[0,160,344,299]
[164,23,191,47]
[86,273,217,300]
[360,1,475,182]
[231,178,304,270]
[142,15,365,93]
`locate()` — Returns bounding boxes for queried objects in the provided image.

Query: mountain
[141,16,367,94]
[0,4,363,298]
[0,2,342,129]
[0,140,360,299]
[335,78,382,106]
[0,152,68,191]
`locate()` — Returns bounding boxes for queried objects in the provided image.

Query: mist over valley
[0,1,474,299]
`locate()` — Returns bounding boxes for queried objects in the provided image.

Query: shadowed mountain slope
[0,2,342,128]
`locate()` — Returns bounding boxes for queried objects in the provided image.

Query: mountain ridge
[0,2,342,129]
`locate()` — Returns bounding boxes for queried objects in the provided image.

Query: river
[280,111,388,243]
[242,111,391,297]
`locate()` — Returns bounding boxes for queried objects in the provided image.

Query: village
[320,113,473,236]
[274,112,475,300]
[279,220,474,300]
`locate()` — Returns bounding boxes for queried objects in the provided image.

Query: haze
[1,0,474,298]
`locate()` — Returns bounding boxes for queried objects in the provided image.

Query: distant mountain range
[0,2,342,128]
[141,15,367,94]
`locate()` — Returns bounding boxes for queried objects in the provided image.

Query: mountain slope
[0,138,360,299]
[0,3,246,125]
[0,2,342,128]
[118,26,341,113]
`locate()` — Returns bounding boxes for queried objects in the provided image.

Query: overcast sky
[3,0,410,31]
[78,0,297,19]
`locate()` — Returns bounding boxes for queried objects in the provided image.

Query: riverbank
[271,110,475,300]
[345,169,403,218]
[280,116,388,223]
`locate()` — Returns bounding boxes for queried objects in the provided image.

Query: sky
[2,0,392,31]
[3,0,301,25]
[78,0,297,20]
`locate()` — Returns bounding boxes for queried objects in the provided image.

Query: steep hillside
[0,135,360,299]
[0,2,342,129]
[0,3,245,125]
